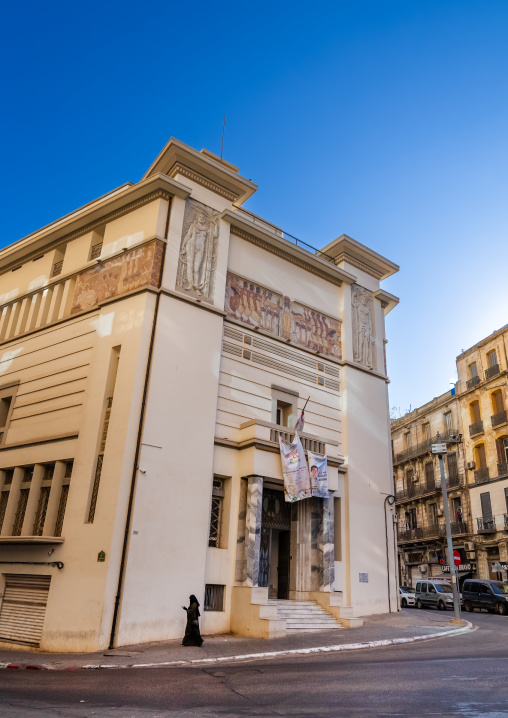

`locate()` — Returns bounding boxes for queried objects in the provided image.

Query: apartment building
[392,391,471,586]
[0,138,399,652]
[456,325,508,581]
[392,324,508,586]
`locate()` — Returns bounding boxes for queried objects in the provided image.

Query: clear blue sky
[2,1,507,413]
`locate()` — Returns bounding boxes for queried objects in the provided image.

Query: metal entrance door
[258,488,291,590]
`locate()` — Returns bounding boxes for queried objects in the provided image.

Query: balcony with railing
[393,429,459,466]
[395,473,463,504]
[467,375,480,389]
[486,363,500,380]
[236,419,341,461]
[473,467,490,484]
[446,520,470,536]
[477,517,497,534]
[469,420,484,437]
[398,519,471,544]
[492,410,507,428]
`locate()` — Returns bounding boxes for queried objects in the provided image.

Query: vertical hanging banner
[279,433,311,502]
[307,451,329,498]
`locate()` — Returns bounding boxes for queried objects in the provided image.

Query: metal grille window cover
[209,478,224,548]
[12,489,29,536]
[23,466,34,483]
[90,242,103,260]
[204,584,225,611]
[0,574,51,647]
[43,464,55,480]
[3,469,13,485]
[54,485,69,537]
[33,487,51,536]
[262,488,291,530]
[0,491,9,532]
[88,454,103,523]
[64,461,74,479]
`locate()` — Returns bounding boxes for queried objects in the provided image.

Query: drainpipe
[109,198,172,649]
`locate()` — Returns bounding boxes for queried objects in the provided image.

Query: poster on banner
[278,433,311,502]
[307,450,329,498]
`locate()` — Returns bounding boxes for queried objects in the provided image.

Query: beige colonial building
[392,390,471,586]
[0,138,399,652]
[392,323,508,586]
[456,324,508,581]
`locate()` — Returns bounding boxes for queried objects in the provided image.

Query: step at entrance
[269,599,343,634]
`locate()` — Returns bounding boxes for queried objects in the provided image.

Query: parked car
[415,579,458,610]
[399,586,416,608]
[462,579,508,615]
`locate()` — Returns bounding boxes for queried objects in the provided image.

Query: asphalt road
[1,608,507,718]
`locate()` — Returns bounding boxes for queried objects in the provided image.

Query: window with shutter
[475,444,487,469]
[480,492,492,521]
[0,575,51,646]
[487,350,497,368]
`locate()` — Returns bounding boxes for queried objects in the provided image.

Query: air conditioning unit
[466,461,476,470]
[464,541,475,552]
[412,476,419,483]
[419,564,428,573]
[437,508,444,516]
[466,551,476,560]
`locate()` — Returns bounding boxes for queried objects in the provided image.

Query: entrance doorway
[258,488,291,599]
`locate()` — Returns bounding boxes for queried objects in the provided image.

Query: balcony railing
[474,467,490,484]
[477,517,496,533]
[395,474,462,503]
[486,363,500,380]
[398,520,471,543]
[498,461,508,477]
[492,410,507,428]
[269,427,325,455]
[393,429,459,466]
[467,375,480,389]
[469,420,484,437]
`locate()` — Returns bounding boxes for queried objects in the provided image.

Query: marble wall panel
[243,476,263,587]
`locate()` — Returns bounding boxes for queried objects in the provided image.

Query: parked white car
[399,586,416,608]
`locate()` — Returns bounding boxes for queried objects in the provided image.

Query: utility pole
[433,432,462,622]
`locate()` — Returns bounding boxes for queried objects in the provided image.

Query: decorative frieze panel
[71,240,163,314]
[176,198,220,303]
[225,272,341,359]
[351,283,376,369]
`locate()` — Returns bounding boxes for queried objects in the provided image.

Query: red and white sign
[453,550,461,566]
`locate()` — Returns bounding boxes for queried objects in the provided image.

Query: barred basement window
[204,584,225,611]
[208,478,224,548]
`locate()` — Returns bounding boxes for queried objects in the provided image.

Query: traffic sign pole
[436,450,462,621]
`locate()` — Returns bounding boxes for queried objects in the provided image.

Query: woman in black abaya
[181,594,204,647]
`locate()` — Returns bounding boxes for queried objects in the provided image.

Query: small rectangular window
[204,584,225,611]
[242,349,251,360]
[317,376,325,386]
[317,362,324,372]
[243,335,252,345]
[444,412,453,433]
[0,383,17,446]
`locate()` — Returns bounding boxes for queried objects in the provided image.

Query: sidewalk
[0,611,473,671]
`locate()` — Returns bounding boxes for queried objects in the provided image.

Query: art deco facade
[392,324,508,586]
[0,139,399,652]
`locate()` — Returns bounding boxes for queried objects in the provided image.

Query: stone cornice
[224,212,356,287]
[374,288,400,315]
[334,252,384,280]
[143,137,257,206]
[0,174,191,274]
[168,163,239,202]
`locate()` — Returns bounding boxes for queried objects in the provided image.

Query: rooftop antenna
[220,115,226,161]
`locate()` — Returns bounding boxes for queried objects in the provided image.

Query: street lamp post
[433,432,462,622]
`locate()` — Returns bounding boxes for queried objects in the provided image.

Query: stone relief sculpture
[225,272,342,358]
[176,198,220,302]
[351,283,376,368]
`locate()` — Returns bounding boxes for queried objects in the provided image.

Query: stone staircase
[269,599,343,634]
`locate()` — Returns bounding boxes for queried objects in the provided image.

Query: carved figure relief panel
[225,272,341,358]
[351,283,376,369]
[176,198,220,303]
[71,240,163,314]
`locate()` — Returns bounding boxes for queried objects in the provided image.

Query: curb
[0,621,474,671]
